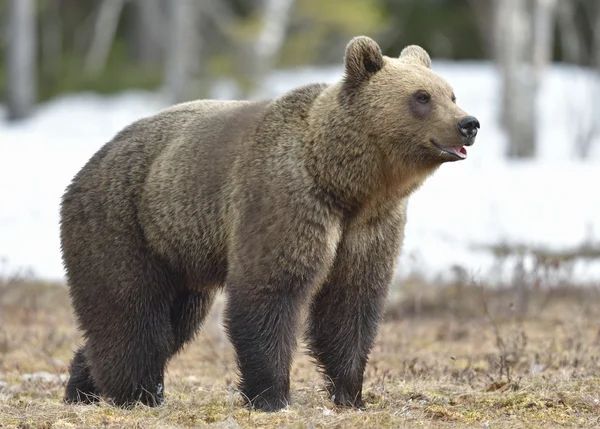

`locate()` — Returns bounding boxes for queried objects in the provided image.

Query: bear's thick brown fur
[60,36,479,411]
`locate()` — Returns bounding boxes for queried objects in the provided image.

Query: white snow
[20,371,68,383]
[1,61,600,285]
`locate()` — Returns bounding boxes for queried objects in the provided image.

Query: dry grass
[1,277,600,428]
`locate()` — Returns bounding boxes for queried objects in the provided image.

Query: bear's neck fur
[304,83,438,220]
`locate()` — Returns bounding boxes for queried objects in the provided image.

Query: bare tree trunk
[496,0,537,158]
[165,0,198,104]
[532,0,556,77]
[513,259,530,320]
[493,0,509,65]
[41,0,62,82]
[6,0,37,121]
[253,0,295,76]
[198,0,237,38]
[85,0,126,76]
[238,0,295,98]
[592,1,600,69]
[556,0,583,63]
[572,1,600,160]
[131,0,164,66]
[467,0,497,60]
[591,3,600,157]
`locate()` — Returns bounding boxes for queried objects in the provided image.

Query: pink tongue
[458,146,467,156]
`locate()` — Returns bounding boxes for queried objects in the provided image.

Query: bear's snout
[457,116,480,141]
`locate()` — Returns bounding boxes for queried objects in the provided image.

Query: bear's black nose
[457,116,480,138]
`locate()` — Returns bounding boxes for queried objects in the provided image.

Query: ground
[1,278,600,429]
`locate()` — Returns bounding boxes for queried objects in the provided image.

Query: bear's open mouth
[431,139,467,160]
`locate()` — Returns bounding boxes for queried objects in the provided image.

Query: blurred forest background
[1,0,599,157]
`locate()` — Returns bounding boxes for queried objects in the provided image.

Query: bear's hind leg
[64,345,99,404]
[61,148,184,408]
[68,244,180,408]
[84,282,175,408]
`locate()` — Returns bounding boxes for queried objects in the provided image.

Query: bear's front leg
[224,282,306,411]
[306,211,405,409]
[224,208,341,412]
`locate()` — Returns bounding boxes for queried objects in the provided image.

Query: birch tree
[165,0,199,104]
[496,0,536,158]
[572,0,600,159]
[251,0,296,80]
[532,0,557,77]
[467,0,497,60]
[556,0,583,63]
[196,0,295,99]
[40,0,62,81]
[6,0,37,121]
[231,0,296,98]
[494,0,556,158]
[591,1,600,70]
[84,0,126,76]
[131,0,165,66]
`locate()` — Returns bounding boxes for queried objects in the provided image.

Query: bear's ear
[399,45,432,69]
[343,36,384,88]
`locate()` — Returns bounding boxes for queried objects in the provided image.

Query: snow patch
[1,62,599,284]
[20,371,69,383]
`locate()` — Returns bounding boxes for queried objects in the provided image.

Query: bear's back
[139,99,271,278]
[140,84,329,278]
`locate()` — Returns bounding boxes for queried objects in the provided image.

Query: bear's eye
[451,94,457,103]
[415,92,430,104]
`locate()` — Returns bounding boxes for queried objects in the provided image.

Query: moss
[462,410,485,422]
[424,404,464,421]
[201,403,228,424]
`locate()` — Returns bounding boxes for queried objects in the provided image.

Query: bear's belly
[139,145,232,288]
[140,189,229,288]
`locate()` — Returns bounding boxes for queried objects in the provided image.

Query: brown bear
[60,35,479,411]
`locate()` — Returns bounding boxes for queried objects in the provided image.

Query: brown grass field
[1,273,600,428]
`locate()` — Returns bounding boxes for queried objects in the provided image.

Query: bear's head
[341,36,479,168]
